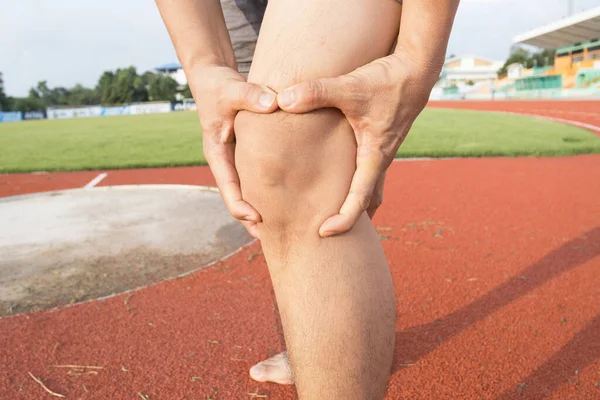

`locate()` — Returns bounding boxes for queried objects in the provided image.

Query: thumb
[277,75,353,113]
[226,82,278,113]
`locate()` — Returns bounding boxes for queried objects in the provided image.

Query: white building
[507,63,525,79]
[439,55,505,85]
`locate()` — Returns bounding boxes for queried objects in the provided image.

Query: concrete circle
[0,185,253,316]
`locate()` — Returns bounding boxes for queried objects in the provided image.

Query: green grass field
[1,108,599,173]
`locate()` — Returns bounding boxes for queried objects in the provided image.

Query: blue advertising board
[100,105,131,116]
[0,112,23,123]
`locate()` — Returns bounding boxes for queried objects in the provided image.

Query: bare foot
[249,351,294,385]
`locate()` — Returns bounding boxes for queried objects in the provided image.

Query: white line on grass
[518,114,600,134]
[84,173,108,188]
[476,110,600,134]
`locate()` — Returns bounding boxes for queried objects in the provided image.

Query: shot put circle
[0,185,253,316]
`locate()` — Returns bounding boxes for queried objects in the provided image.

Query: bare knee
[234,109,356,234]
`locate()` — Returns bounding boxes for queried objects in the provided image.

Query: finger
[207,143,261,223]
[277,75,353,113]
[225,82,278,113]
[241,220,260,240]
[319,147,384,237]
[367,172,386,219]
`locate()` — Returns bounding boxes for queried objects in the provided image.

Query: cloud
[1,0,599,96]
[446,0,599,60]
[1,0,176,96]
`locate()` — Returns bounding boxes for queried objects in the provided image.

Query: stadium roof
[513,6,600,49]
[155,62,182,71]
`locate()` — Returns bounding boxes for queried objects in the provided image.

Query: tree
[7,66,180,109]
[113,68,136,103]
[96,67,151,105]
[497,48,530,76]
[182,85,193,99]
[0,72,8,111]
[97,71,116,105]
[529,49,555,68]
[30,81,71,106]
[8,88,46,112]
[133,74,148,103]
[111,67,147,104]
[148,74,178,101]
[35,81,51,100]
[498,47,556,77]
[68,84,100,106]
[11,89,46,112]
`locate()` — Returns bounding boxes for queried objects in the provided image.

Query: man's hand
[190,65,278,239]
[276,50,441,237]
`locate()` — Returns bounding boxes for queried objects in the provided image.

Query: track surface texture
[1,101,600,399]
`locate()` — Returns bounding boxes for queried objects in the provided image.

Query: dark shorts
[221,0,402,73]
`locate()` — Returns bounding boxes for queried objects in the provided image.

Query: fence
[0,100,197,123]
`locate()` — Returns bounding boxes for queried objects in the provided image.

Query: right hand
[188,65,278,239]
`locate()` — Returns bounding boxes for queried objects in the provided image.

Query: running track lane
[429,100,600,134]
[0,166,217,198]
[1,156,599,399]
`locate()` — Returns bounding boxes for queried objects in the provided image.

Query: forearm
[396,0,460,73]
[155,0,236,71]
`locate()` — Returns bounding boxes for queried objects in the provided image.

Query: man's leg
[234,0,402,398]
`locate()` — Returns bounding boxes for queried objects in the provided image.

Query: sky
[1,0,599,96]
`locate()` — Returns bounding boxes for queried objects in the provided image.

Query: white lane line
[461,110,600,134]
[523,114,600,134]
[84,173,108,188]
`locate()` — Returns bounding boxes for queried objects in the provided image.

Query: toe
[249,353,293,385]
[249,364,268,382]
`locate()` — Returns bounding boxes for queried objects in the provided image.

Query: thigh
[234,0,402,230]
[248,0,402,89]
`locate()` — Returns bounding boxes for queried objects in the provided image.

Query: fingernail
[278,89,295,107]
[319,225,334,238]
[249,365,265,380]
[259,93,275,109]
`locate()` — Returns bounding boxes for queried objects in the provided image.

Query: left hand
[276,49,441,237]
[189,64,278,240]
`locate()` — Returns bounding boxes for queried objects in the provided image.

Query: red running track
[1,102,600,399]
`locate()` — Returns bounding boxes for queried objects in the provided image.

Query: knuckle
[206,144,229,164]
[225,201,245,220]
[239,84,254,106]
[215,87,229,109]
[350,189,372,212]
[339,75,359,93]
[229,209,246,220]
[340,76,366,111]
[306,81,325,106]
[357,145,389,168]
[201,122,219,139]
[379,148,395,167]
[220,83,243,111]
[358,194,372,212]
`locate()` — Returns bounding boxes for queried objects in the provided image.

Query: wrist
[185,60,240,91]
[395,44,444,74]
[183,53,236,73]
